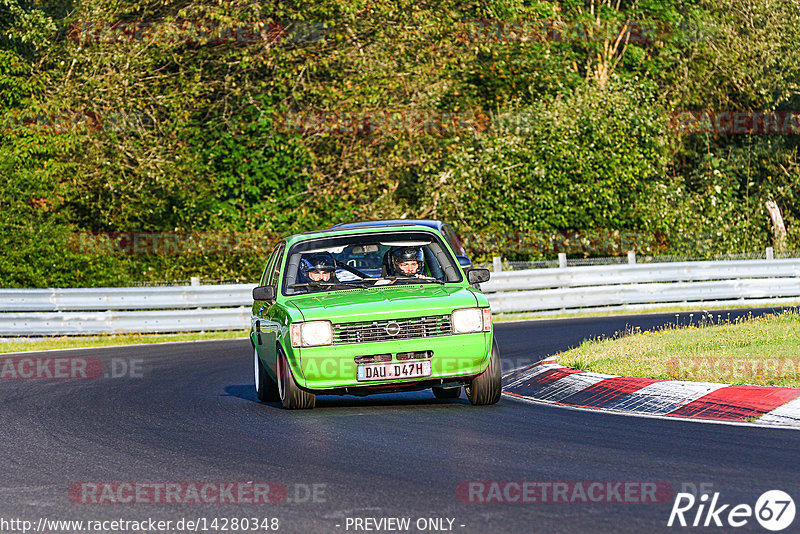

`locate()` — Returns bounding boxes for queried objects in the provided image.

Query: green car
[250,224,501,409]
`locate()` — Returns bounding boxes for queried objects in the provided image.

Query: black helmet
[299,252,337,282]
[387,246,424,276]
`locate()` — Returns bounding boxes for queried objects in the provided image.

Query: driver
[298,252,337,283]
[385,246,428,278]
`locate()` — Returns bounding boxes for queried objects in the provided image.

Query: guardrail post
[627,250,636,264]
[558,253,567,268]
[766,247,774,260]
[492,256,502,272]
[191,276,200,286]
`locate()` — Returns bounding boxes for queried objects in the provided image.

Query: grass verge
[0,330,249,354]
[556,311,800,387]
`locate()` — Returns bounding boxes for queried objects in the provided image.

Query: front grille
[333,315,452,345]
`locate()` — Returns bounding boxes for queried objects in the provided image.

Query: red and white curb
[502,360,800,429]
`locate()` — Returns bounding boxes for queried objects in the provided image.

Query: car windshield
[282,230,463,295]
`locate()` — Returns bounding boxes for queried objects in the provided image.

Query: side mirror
[252,285,276,301]
[467,268,490,285]
[456,255,473,268]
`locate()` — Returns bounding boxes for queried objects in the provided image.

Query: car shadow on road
[223,384,259,402]
[223,384,476,409]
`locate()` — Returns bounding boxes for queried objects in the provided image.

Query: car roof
[330,219,446,231]
[283,224,443,247]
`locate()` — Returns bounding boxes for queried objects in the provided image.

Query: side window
[442,224,464,255]
[259,243,282,286]
[267,243,285,287]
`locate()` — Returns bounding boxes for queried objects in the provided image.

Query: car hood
[288,285,480,323]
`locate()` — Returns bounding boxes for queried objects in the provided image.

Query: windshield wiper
[291,282,354,291]
[381,276,445,285]
[343,280,377,288]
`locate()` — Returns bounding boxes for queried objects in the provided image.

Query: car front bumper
[290,332,491,392]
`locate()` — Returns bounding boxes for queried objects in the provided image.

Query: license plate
[357,361,432,381]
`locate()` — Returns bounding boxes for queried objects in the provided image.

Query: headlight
[290,321,333,347]
[452,308,485,334]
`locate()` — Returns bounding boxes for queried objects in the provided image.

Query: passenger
[298,252,338,283]
[384,247,428,278]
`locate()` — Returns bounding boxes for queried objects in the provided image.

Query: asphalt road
[1,308,798,534]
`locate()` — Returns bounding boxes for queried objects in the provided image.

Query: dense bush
[0,0,799,286]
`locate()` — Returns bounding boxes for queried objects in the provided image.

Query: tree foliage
[1,0,799,286]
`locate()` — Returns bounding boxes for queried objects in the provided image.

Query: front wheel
[277,346,315,410]
[465,340,502,405]
[254,345,279,402]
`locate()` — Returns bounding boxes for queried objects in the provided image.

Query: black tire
[432,386,462,399]
[277,346,315,410]
[254,345,279,402]
[465,339,502,405]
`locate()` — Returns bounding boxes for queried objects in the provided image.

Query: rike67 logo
[668,490,795,531]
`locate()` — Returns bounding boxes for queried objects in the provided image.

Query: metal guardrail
[0,285,252,312]
[0,285,252,335]
[1,258,799,335]
[482,259,800,292]
[482,258,800,314]
[0,308,251,336]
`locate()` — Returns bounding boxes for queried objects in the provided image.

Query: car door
[254,242,285,379]
[260,242,286,378]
